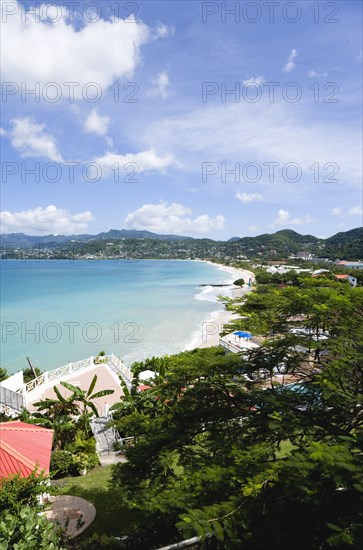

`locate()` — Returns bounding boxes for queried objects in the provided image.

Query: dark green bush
[50,450,76,478]
[0,470,49,514]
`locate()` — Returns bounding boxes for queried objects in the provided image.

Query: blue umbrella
[233,331,252,339]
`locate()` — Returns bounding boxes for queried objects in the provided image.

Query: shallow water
[1,259,234,372]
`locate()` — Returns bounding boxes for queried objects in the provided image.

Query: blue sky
[1,0,362,238]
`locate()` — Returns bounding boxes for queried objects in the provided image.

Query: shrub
[113,440,124,452]
[66,432,96,455]
[22,367,43,383]
[0,470,50,514]
[50,450,76,478]
[0,507,61,549]
[72,452,99,475]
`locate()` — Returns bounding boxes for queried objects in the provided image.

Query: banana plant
[60,374,114,436]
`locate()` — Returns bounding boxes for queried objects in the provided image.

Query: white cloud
[1,1,152,98]
[308,69,328,78]
[148,71,170,99]
[282,49,298,73]
[236,192,263,204]
[125,202,224,235]
[272,209,311,227]
[332,207,342,215]
[144,99,362,187]
[154,22,174,39]
[348,206,363,216]
[95,148,175,174]
[9,117,63,161]
[243,76,265,86]
[0,205,94,235]
[291,214,312,226]
[84,109,110,136]
[273,209,290,225]
[0,127,6,136]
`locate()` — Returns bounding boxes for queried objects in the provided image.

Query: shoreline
[185,261,255,351]
[1,259,254,372]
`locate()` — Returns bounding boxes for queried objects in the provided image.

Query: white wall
[0,371,24,392]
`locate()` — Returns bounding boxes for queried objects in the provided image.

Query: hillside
[1,227,362,261]
[0,229,189,247]
[229,228,362,260]
[325,227,363,259]
[232,229,321,256]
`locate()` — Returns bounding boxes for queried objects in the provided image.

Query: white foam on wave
[183,308,223,351]
[194,282,235,302]
[122,264,251,366]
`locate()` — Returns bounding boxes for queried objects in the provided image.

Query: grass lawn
[54,465,142,539]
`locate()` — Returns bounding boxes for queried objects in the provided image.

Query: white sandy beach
[186,262,255,350]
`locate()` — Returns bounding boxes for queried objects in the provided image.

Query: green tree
[61,375,114,437]
[33,386,79,449]
[0,368,8,383]
[110,282,363,549]
[23,366,43,383]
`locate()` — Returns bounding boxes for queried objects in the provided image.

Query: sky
[0,0,362,239]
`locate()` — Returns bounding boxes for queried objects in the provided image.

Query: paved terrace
[25,355,130,416]
[220,333,260,354]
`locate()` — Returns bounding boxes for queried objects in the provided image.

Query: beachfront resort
[1,258,363,548]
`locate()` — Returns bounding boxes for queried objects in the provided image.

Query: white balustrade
[25,354,130,394]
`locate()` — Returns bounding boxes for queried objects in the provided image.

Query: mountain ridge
[1,227,362,260]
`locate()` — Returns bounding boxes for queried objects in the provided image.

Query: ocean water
[1,259,235,374]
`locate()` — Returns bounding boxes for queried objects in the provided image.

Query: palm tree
[60,374,114,437]
[33,386,79,449]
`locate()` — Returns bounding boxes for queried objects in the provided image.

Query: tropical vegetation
[20,374,114,477]
[0,470,61,549]
[106,276,363,548]
[1,276,363,548]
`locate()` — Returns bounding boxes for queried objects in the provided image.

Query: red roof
[335,274,349,279]
[0,422,53,478]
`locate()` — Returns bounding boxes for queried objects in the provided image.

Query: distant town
[1,227,362,263]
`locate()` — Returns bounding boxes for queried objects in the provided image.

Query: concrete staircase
[90,417,127,466]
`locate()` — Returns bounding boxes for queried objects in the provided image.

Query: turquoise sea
[1,259,234,374]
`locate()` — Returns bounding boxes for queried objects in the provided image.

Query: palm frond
[87,374,98,397]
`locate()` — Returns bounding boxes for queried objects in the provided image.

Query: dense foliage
[109,279,363,549]
[0,470,50,515]
[0,470,61,549]
[32,374,112,455]
[0,507,61,550]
